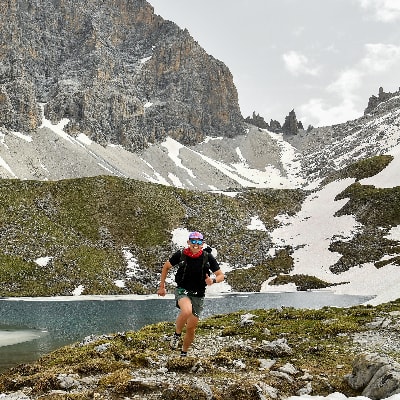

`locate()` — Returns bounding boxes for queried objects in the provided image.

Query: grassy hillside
[331,182,400,272]
[323,153,400,273]
[0,176,304,296]
[228,154,400,289]
[0,154,398,296]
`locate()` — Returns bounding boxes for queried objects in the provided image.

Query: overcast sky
[149,0,400,128]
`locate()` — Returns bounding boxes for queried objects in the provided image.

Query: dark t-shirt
[169,249,220,296]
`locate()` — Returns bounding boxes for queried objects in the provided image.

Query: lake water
[0,291,373,372]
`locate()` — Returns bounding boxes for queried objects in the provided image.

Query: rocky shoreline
[0,305,399,400]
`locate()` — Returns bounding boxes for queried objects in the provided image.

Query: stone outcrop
[364,86,400,116]
[282,109,301,135]
[245,111,305,135]
[349,312,400,399]
[345,353,400,400]
[0,0,245,151]
[269,119,282,132]
[244,111,269,129]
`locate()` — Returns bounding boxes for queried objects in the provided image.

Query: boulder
[345,352,400,399]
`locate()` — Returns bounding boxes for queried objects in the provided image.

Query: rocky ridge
[284,87,400,184]
[1,86,399,191]
[364,87,400,116]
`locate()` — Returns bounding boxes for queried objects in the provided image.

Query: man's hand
[158,261,172,296]
[205,274,214,286]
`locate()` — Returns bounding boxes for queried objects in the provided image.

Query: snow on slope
[158,129,305,190]
[264,147,400,305]
[1,116,305,190]
[267,179,361,281]
[290,104,400,186]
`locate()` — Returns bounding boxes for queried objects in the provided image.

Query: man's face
[188,238,203,254]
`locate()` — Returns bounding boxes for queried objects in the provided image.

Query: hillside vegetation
[0,176,303,296]
[0,154,399,296]
[228,154,400,289]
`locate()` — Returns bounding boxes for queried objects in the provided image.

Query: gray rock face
[282,109,299,135]
[0,0,245,151]
[345,353,400,399]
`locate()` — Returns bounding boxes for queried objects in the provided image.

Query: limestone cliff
[0,0,245,150]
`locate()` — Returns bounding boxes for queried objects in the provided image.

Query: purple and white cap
[188,231,203,240]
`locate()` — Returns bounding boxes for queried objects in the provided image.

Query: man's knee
[178,299,193,315]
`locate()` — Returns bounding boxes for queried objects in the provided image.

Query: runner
[157,231,224,356]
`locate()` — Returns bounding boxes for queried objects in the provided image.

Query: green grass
[0,176,306,296]
[330,182,400,272]
[323,154,393,183]
[226,248,294,291]
[0,176,186,296]
[268,273,332,290]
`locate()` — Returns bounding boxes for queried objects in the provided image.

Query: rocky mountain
[1,3,400,398]
[0,0,244,152]
[2,0,399,192]
[285,87,400,185]
[1,86,399,191]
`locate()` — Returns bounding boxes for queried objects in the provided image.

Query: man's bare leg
[182,313,199,352]
[175,297,193,334]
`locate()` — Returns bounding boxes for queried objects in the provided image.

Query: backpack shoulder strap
[180,249,186,264]
[202,251,209,267]
[202,251,211,278]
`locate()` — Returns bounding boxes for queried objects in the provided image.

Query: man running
[157,231,224,356]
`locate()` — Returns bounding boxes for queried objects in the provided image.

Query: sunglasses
[189,239,203,245]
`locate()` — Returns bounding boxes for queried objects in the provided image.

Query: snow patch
[161,137,196,178]
[76,133,92,145]
[35,256,53,267]
[247,216,267,231]
[0,155,17,177]
[72,285,85,296]
[11,131,33,142]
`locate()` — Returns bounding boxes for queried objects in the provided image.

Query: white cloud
[282,50,320,76]
[360,43,400,72]
[292,26,305,36]
[328,43,400,95]
[327,69,363,96]
[299,42,400,126]
[358,0,400,22]
[299,97,360,127]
